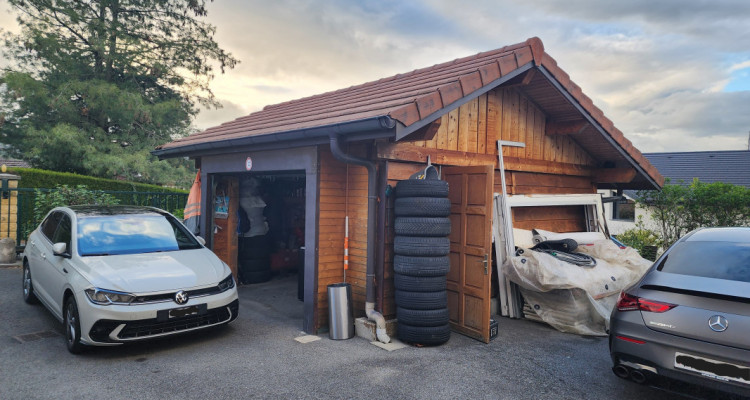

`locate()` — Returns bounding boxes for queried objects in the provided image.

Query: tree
[637,179,750,248]
[0,0,238,188]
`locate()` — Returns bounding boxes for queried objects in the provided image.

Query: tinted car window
[77,213,201,256]
[52,214,72,252]
[41,212,62,240]
[657,241,750,283]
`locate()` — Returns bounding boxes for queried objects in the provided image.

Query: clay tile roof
[157,38,540,152]
[0,158,31,168]
[156,37,663,188]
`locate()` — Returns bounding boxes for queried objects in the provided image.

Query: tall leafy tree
[0,0,238,187]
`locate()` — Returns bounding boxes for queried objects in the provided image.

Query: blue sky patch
[725,67,750,92]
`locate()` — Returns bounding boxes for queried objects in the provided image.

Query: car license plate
[674,352,750,386]
[157,304,208,321]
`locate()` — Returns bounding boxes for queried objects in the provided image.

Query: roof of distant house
[0,158,31,168]
[644,150,750,188]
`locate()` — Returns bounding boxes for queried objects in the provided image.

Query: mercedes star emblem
[708,315,728,332]
[174,290,189,305]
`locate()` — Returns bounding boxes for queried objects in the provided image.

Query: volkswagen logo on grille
[174,290,189,305]
[708,315,728,332]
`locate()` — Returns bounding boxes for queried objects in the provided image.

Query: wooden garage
[153,37,664,342]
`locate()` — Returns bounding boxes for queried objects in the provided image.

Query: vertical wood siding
[316,147,370,329]
[379,87,602,318]
[413,87,595,167]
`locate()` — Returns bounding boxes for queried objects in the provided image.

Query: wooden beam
[503,156,592,177]
[377,143,496,166]
[592,168,637,184]
[546,120,589,136]
[377,142,595,177]
[401,119,442,142]
[520,69,537,86]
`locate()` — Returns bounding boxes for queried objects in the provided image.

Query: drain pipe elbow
[329,133,389,343]
[366,302,391,343]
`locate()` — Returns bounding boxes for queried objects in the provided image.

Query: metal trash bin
[327,282,354,340]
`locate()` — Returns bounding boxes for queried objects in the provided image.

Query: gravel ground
[0,266,740,400]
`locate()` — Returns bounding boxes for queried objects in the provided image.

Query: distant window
[613,199,635,221]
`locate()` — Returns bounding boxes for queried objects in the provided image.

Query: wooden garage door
[443,165,494,343]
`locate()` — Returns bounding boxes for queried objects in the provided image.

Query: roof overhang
[152,116,397,159]
[393,63,533,141]
[535,66,661,191]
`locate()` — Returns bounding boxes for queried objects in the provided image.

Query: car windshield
[657,241,750,283]
[77,213,201,256]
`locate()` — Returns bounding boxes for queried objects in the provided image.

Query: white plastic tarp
[504,240,653,336]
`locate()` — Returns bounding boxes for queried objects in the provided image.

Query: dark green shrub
[8,167,187,194]
[615,226,660,260]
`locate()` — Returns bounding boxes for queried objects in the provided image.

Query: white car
[22,205,239,353]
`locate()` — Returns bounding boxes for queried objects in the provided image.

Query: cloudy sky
[2,0,749,152]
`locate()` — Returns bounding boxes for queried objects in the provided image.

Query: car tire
[241,257,270,272]
[394,197,451,217]
[397,323,451,345]
[394,217,451,237]
[64,296,84,354]
[396,179,449,198]
[393,255,450,277]
[396,307,450,327]
[22,261,38,305]
[394,289,447,310]
[394,274,447,292]
[394,236,450,257]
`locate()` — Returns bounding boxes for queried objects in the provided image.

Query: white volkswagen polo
[22,205,239,353]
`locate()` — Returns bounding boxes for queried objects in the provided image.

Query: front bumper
[610,310,750,397]
[77,287,239,346]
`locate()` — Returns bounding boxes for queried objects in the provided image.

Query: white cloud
[1,0,748,153]
[729,60,750,73]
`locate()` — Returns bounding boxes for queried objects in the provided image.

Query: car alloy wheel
[64,297,84,354]
[22,262,38,304]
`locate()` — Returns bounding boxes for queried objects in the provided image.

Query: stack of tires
[238,236,271,284]
[394,176,451,346]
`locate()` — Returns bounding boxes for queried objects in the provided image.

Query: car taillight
[616,291,676,313]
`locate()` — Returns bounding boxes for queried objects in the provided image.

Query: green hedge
[7,168,188,194]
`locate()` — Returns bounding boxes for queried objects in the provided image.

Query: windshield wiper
[82,253,110,257]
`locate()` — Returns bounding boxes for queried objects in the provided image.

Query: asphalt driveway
[0,266,738,400]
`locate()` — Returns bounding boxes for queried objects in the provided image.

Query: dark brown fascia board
[152,116,397,160]
[536,66,661,191]
[394,62,533,141]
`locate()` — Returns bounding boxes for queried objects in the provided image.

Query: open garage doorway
[236,172,305,292]
[200,146,319,333]
[210,171,307,318]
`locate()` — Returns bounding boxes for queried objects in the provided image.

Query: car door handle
[63,268,68,273]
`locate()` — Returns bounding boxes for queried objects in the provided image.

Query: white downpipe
[366,302,390,343]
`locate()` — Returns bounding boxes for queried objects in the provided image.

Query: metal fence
[1,187,187,250]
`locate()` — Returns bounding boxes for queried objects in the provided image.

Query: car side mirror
[52,242,71,259]
[195,236,206,246]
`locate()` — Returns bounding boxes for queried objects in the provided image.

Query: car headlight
[84,288,136,305]
[217,274,235,292]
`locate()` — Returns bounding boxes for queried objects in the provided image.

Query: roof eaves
[536,64,664,190]
[152,116,397,159]
[390,37,545,141]
[394,62,533,141]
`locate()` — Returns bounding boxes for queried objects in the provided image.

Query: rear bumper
[610,311,750,397]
